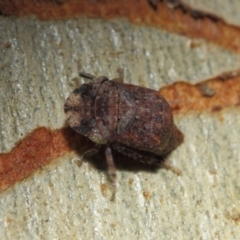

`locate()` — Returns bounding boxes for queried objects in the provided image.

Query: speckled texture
[184,0,240,26]
[0,15,240,239]
[0,109,240,239]
[1,17,240,152]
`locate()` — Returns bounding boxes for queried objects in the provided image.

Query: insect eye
[73,125,90,136]
[73,84,92,96]
[81,118,91,125]
[81,118,96,129]
[72,118,93,136]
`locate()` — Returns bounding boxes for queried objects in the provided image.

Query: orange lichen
[160,73,240,114]
[0,73,240,192]
[0,0,240,53]
[0,127,89,192]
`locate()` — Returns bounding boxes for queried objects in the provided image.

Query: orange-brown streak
[0,127,88,192]
[0,73,240,193]
[0,0,240,53]
[160,74,240,114]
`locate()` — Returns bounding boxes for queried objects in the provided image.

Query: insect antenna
[79,72,96,80]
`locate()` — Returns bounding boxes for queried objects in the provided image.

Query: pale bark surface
[0,5,240,239]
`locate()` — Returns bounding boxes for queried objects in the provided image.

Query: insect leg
[105,146,117,189]
[158,161,182,176]
[112,68,124,83]
[111,78,123,83]
[113,144,182,175]
[79,72,96,80]
[77,145,101,166]
[112,143,157,165]
[117,68,124,79]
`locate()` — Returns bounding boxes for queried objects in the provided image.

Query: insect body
[64,72,183,183]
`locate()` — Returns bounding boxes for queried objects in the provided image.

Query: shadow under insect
[86,147,162,173]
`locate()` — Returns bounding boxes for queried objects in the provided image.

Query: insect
[64,72,183,186]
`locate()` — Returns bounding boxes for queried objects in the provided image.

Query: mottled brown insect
[64,72,183,184]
